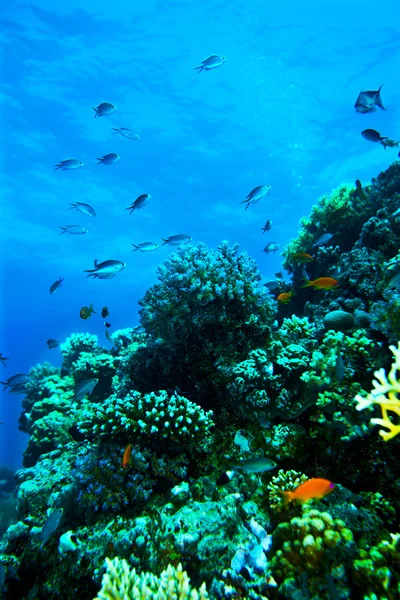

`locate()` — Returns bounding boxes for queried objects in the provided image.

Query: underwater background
[1,1,400,599]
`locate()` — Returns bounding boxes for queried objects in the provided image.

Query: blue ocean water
[1,0,399,470]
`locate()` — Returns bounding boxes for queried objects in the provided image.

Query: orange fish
[279,478,335,505]
[277,291,293,304]
[302,277,339,290]
[293,252,313,263]
[80,303,96,319]
[122,443,132,468]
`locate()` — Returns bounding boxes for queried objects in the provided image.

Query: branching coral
[94,557,209,600]
[355,342,400,441]
[78,390,214,448]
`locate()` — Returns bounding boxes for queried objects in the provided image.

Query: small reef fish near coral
[2,5,400,600]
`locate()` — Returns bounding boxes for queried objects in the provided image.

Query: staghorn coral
[355,342,400,441]
[94,557,209,600]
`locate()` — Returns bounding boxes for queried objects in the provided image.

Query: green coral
[60,333,102,370]
[226,348,273,409]
[78,390,214,448]
[353,533,400,600]
[270,505,355,599]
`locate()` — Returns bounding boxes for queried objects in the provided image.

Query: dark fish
[46,339,60,350]
[96,153,120,165]
[0,354,10,367]
[105,322,111,328]
[312,233,333,247]
[50,277,64,295]
[264,280,280,291]
[264,242,280,253]
[69,202,96,217]
[161,235,191,246]
[112,127,140,140]
[193,55,226,73]
[40,508,63,546]
[232,456,277,473]
[360,129,398,149]
[84,260,126,279]
[354,85,385,114]
[275,271,283,279]
[125,194,151,214]
[59,225,88,235]
[1,374,30,391]
[75,378,99,401]
[101,307,110,318]
[261,220,272,233]
[54,159,83,170]
[93,102,115,117]
[80,303,96,320]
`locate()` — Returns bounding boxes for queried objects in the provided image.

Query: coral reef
[2,162,400,599]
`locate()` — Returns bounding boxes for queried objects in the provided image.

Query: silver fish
[161,234,191,246]
[231,456,277,473]
[93,102,115,117]
[241,185,271,210]
[354,85,386,114]
[75,378,99,401]
[47,339,60,350]
[112,127,140,140]
[50,277,64,295]
[96,153,120,165]
[54,159,83,170]
[84,259,126,279]
[125,194,151,214]
[132,242,158,252]
[193,55,226,73]
[0,374,30,390]
[313,233,333,247]
[40,508,63,546]
[334,353,345,382]
[59,225,88,235]
[69,202,96,217]
[264,242,280,253]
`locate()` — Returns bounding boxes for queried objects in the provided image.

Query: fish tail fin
[54,164,61,170]
[59,227,66,234]
[96,158,103,164]
[161,238,168,245]
[93,108,98,117]
[132,245,139,252]
[193,65,203,73]
[278,490,293,506]
[301,279,313,288]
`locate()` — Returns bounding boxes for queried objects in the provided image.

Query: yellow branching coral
[355,343,400,441]
[94,557,209,600]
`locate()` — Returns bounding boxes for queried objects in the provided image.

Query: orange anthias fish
[277,291,293,304]
[80,303,96,319]
[293,252,313,263]
[279,478,335,505]
[302,277,339,290]
[122,443,132,468]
